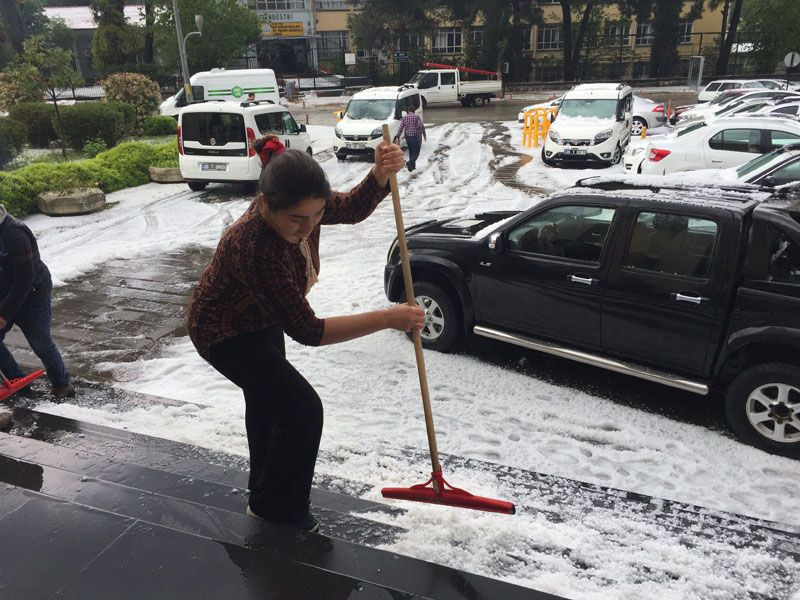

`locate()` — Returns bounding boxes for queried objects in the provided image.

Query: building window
[249,0,306,9]
[537,24,563,50]
[538,0,560,4]
[602,21,629,47]
[632,61,650,79]
[319,30,350,60]
[635,21,653,45]
[677,21,693,44]
[434,28,462,54]
[314,0,350,8]
[523,29,532,51]
[405,33,426,49]
[469,26,483,48]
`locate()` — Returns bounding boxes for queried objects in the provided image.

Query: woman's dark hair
[258,149,330,211]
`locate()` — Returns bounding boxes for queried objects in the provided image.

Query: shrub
[142,115,177,136]
[55,102,124,149]
[0,66,43,113]
[101,72,161,127]
[0,173,38,216]
[95,141,159,188]
[104,100,137,134]
[8,102,56,148]
[149,140,179,168]
[82,138,108,158]
[0,118,26,168]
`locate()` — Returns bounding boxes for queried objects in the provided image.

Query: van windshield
[182,112,245,145]
[345,99,396,120]
[558,98,617,119]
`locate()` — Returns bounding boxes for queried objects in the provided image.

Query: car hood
[409,212,519,239]
[550,117,616,138]
[338,117,392,135]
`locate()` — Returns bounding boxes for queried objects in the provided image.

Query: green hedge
[1,140,178,217]
[0,117,26,168]
[8,102,56,148]
[104,101,137,134]
[142,115,177,136]
[55,103,125,149]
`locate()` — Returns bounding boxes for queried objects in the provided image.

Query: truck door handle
[673,292,704,304]
[569,275,596,286]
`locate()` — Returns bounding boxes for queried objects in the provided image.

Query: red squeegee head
[0,369,45,402]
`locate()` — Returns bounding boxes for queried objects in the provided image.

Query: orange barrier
[521,106,558,148]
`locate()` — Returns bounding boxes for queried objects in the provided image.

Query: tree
[91,0,142,72]
[709,0,744,76]
[740,0,800,74]
[152,0,260,74]
[10,34,84,155]
[348,0,436,56]
[0,0,25,53]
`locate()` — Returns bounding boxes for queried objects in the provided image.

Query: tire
[472,95,486,107]
[610,144,622,165]
[407,281,461,352]
[725,363,800,458]
[335,151,346,162]
[630,117,647,137]
[188,182,207,192]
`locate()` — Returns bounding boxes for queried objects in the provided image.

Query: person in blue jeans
[394,104,426,172]
[0,206,72,399]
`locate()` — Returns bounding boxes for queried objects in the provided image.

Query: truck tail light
[177,125,183,155]
[648,148,671,162]
[247,127,256,157]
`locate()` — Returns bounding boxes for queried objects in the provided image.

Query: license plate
[346,142,365,150]
[200,162,228,172]
[565,148,587,156]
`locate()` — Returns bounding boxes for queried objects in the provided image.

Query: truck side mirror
[762,175,777,187]
[299,124,307,133]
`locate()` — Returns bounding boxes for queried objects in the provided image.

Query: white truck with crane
[403,62,502,107]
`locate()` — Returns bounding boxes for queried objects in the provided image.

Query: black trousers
[208,327,323,522]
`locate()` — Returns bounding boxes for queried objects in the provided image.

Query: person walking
[394,104,426,172]
[0,205,73,399]
[186,143,423,533]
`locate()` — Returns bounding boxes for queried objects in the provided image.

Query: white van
[160,68,280,118]
[333,86,422,161]
[542,83,633,167]
[178,101,312,191]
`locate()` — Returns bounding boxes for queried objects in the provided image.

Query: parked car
[333,86,422,161]
[671,143,800,188]
[178,101,312,191]
[755,79,800,91]
[677,90,798,124]
[541,83,633,167]
[518,94,666,136]
[697,79,765,102]
[639,116,800,175]
[384,182,800,457]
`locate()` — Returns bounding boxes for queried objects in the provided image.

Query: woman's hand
[372,141,405,186]
[385,304,425,332]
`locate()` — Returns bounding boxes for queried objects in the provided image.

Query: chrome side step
[473,325,709,395]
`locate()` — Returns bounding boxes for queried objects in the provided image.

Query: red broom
[0,367,44,402]
[379,125,515,515]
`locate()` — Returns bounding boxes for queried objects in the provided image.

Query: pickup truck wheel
[472,95,486,107]
[725,363,800,458]
[188,182,207,192]
[409,281,460,352]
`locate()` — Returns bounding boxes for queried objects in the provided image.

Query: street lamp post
[171,0,203,103]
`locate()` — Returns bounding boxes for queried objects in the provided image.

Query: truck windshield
[558,99,617,119]
[345,99,396,120]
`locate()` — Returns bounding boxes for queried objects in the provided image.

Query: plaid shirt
[187,171,389,360]
[397,112,426,139]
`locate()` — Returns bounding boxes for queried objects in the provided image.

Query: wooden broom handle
[381,124,441,475]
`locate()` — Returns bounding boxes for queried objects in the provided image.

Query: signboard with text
[259,10,309,37]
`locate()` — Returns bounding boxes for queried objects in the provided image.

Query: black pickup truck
[384,181,800,457]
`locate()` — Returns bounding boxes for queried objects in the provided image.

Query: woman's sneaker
[246,505,320,533]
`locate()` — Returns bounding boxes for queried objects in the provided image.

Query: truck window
[506,205,616,262]
[708,128,762,153]
[281,111,299,134]
[181,112,245,145]
[254,112,284,134]
[441,72,456,86]
[418,73,438,89]
[766,226,800,284]
[624,211,718,279]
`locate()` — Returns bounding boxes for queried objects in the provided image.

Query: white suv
[178,101,312,191]
[542,83,633,167]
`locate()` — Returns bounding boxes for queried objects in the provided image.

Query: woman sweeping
[187,142,423,532]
